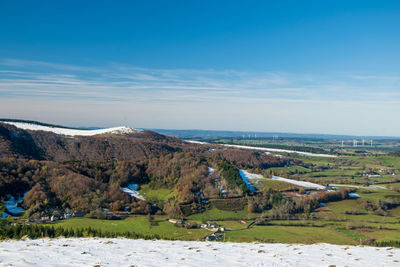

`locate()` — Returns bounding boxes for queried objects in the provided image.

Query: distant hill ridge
[0,119,186,161]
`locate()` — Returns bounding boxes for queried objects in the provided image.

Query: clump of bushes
[246,189,284,213]
[344,210,362,215]
[211,198,246,211]
[360,198,400,216]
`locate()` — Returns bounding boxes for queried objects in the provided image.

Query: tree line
[0,223,169,241]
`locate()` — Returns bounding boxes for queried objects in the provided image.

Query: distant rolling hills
[0,119,187,161]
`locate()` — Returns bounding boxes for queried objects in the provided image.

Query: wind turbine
[353,140,358,147]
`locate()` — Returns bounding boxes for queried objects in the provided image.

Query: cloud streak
[1,58,399,104]
[0,58,399,135]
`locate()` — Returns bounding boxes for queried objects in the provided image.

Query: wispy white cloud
[0,58,101,73]
[1,58,400,135]
[2,58,399,103]
[348,74,400,81]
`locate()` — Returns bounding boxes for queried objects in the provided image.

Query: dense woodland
[2,122,377,222]
[0,122,297,219]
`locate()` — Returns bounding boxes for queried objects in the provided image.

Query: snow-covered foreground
[0,238,399,267]
[185,140,337,158]
[272,175,326,190]
[2,121,137,137]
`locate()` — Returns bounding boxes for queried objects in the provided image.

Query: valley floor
[0,238,399,267]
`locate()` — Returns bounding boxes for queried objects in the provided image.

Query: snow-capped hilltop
[2,121,138,137]
[0,119,181,162]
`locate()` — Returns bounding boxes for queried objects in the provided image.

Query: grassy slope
[139,184,175,202]
[257,179,302,191]
[225,225,357,244]
[56,216,208,241]
[188,206,255,221]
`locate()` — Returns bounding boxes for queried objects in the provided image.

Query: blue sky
[1,1,400,136]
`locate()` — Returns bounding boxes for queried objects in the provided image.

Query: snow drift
[0,238,398,267]
[185,140,336,158]
[2,121,137,137]
[272,175,326,190]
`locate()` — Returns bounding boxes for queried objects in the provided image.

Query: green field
[139,184,175,202]
[187,206,255,221]
[225,225,357,244]
[256,179,301,191]
[56,216,209,240]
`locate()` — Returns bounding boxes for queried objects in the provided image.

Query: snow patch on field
[1,212,11,219]
[186,140,207,145]
[238,170,257,192]
[4,194,25,215]
[121,184,145,201]
[240,170,264,180]
[331,184,387,190]
[348,193,361,199]
[223,144,336,158]
[185,140,336,158]
[272,175,325,190]
[0,238,398,266]
[2,121,137,137]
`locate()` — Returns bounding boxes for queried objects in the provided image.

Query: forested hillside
[0,121,292,219]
